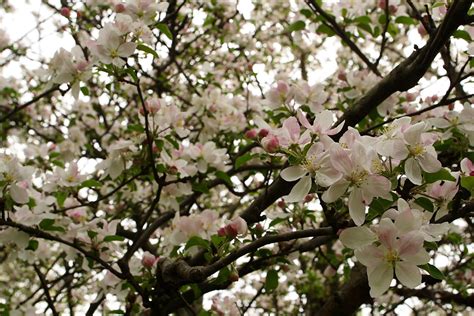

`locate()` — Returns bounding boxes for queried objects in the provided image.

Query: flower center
[303,155,320,175]
[408,144,425,157]
[349,169,368,187]
[385,249,400,264]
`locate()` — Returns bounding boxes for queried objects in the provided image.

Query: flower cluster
[340,199,450,296]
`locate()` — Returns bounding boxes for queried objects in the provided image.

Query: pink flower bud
[405,92,416,102]
[304,194,314,203]
[418,24,427,36]
[258,128,269,138]
[448,103,454,111]
[224,225,238,238]
[229,217,247,235]
[217,227,227,237]
[262,135,279,153]
[142,252,159,268]
[337,71,347,81]
[323,266,336,277]
[168,166,178,175]
[276,81,289,95]
[228,272,239,282]
[115,3,126,13]
[277,200,286,208]
[255,223,264,233]
[431,95,439,102]
[60,7,71,17]
[245,129,258,139]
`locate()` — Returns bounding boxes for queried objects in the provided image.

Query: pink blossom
[142,252,159,268]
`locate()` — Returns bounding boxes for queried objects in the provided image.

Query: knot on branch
[157,258,206,288]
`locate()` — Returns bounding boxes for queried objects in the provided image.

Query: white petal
[109,158,124,180]
[322,180,349,203]
[368,262,393,297]
[280,166,307,182]
[355,245,384,267]
[400,248,430,265]
[118,42,137,57]
[395,261,422,288]
[417,154,442,173]
[339,226,377,249]
[284,176,312,203]
[405,157,422,185]
[10,184,29,204]
[329,145,352,174]
[349,189,366,226]
[404,122,425,145]
[395,209,418,233]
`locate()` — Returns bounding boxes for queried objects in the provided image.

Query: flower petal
[322,180,349,203]
[117,42,137,57]
[349,189,366,226]
[10,184,29,204]
[404,122,425,145]
[280,166,307,182]
[284,175,312,203]
[417,154,442,173]
[395,261,421,288]
[368,262,393,297]
[400,248,430,265]
[405,157,422,185]
[339,226,377,249]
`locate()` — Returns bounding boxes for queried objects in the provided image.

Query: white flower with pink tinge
[426,178,458,220]
[87,24,136,67]
[296,110,343,138]
[274,117,311,148]
[280,142,341,203]
[340,217,430,297]
[460,157,474,176]
[322,142,391,226]
[401,122,442,185]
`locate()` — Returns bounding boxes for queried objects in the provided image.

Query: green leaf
[265,269,279,292]
[39,219,65,232]
[432,2,445,8]
[316,24,336,36]
[80,179,102,188]
[424,168,456,183]
[420,263,445,280]
[269,217,287,227]
[156,23,173,39]
[357,23,373,36]
[453,30,471,41]
[300,9,313,19]
[25,239,39,251]
[184,236,210,251]
[353,16,371,24]
[395,16,416,25]
[287,21,306,32]
[192,182,209,194]
[127,124,145,133]
[137,44,159,59]
[80,86,90,96]
[54,191,68,207]
[103,235,125,242]
[124,67,138,83]
[215,267,230,285]
[461,176,474,194]
[215,171,233,186]
[235,153,253,169]
[414,197,434,212]
[211,234,226,248]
